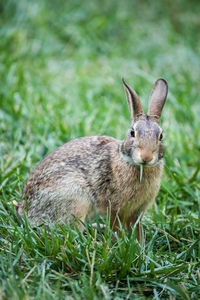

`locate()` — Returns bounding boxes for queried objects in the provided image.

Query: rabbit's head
[121,78,168,166]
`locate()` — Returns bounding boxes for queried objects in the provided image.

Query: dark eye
[159,132,163,141]
[130,129,135,137]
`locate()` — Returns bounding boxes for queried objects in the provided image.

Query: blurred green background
[0,0,200,299]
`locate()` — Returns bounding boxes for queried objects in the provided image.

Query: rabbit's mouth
[134,160,160,168]
[139,161,161,167]
[120,152,159,167]
[132,148,162,167]
[120,152,162,167]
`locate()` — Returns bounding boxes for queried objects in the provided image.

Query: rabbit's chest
[115,164,163,213]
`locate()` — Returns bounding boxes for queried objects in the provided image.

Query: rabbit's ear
[148,79,168,122]
[122,78,144,122]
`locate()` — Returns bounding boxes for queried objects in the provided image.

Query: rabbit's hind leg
[57,192,93,232]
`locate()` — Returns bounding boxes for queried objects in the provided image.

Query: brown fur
[19,78,168,237]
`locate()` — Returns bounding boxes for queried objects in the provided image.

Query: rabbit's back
[19,136,120,224]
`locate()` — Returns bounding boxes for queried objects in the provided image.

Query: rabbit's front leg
[109,211,143,244]
[125,214,144,244]
[109,210,121,233]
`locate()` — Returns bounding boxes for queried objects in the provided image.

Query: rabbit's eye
[130,129,135,137]
[159,133,163,141]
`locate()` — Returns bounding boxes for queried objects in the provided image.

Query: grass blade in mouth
[140,164,143,183]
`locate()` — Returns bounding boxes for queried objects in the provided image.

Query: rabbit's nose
[140,151,153,163]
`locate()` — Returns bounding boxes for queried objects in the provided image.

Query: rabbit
[18,78,168,241]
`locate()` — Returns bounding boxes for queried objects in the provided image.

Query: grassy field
[0,0,200,299]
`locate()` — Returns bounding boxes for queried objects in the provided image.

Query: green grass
[0,0,200,299]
